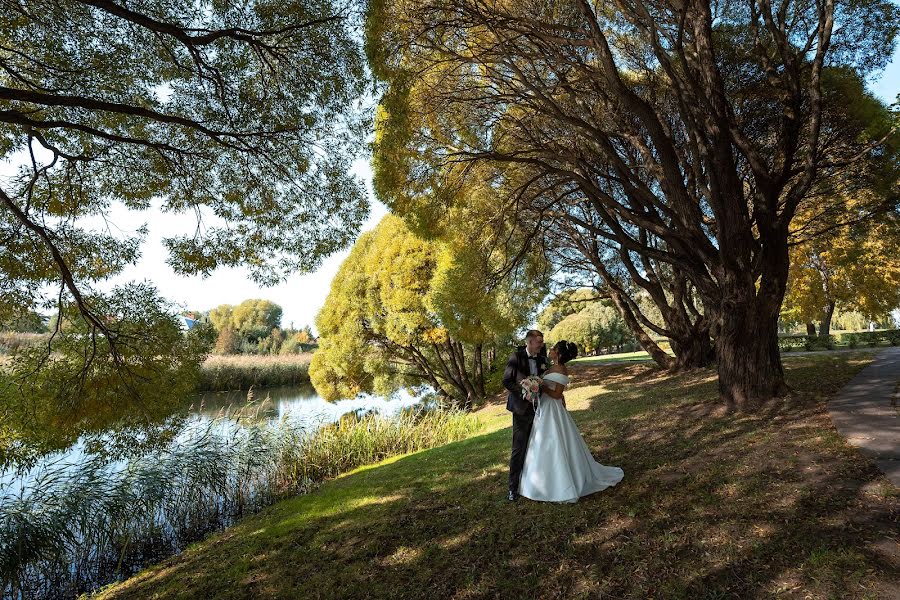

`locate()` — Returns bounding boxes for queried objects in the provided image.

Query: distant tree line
[206,299,317,356]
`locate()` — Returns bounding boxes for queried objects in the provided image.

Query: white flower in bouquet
[520,375,543,405]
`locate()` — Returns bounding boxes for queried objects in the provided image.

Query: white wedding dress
[519,372,624,503]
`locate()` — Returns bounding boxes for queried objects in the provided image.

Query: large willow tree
[0,0,368,455]
[367,0,897,409]
[310,215,543,409]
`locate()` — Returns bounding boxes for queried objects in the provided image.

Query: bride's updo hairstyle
[554,340,579,364]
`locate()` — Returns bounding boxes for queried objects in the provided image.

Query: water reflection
[0,386,429,599]
[4,386,425,488]
[194,385,423,426]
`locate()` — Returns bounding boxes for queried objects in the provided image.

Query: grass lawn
[571,349,665,364]
[93,351,898,599]
[572,344,900,366]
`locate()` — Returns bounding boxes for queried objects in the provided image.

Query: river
[0,385,427,599]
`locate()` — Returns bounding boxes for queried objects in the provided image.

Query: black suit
[503,346,547,493]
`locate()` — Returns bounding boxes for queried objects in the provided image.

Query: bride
[519,340,624,503]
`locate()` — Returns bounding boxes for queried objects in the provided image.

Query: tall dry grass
[199,354,313,391]
[0,333,49,354]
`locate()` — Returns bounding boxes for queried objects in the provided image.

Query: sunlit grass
[91,350,898,600]
[571,349,663,364]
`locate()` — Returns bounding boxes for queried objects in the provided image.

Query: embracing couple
[505,330,624,503]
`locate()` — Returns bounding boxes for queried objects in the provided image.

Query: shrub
[280,332,317,355]
[777,335,809,352]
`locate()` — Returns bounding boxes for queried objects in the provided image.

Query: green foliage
[279,330,316,355]
[310,215,540,405]
[1,0,369,302]
[0,310,46,333]
[849,329,900,347]
[0,283,215,466]
[366,0,897,403]
[208,305,235,333]
[545,300,635,355]
[231,300,283,336]
[255,328,284,355]
[777,329,900,352]
[0,0,369,407]
[830,309,897,332]
[783,209,900,331]
[208,300,295,355]
[536,289,601,332]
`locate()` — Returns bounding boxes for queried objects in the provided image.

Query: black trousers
[508,409,535,492]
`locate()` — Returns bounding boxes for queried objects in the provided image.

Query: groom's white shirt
[527,354,539,376]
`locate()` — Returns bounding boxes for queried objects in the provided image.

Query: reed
[0,406,478,599]
[198,354,313,391]
[0,333,49,354]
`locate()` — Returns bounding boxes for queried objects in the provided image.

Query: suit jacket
[503,346,548,415]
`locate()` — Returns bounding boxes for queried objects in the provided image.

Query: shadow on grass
[99,355,898,600]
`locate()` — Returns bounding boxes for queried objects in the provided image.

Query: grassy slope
[94,352,898,599]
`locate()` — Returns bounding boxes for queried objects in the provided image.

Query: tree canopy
[310,215,543,408]
[537,289,601,332]
[0,0,369,423]
[0,283,213,467]
[367,0,898,408]
[545,300,635,355]
[783,208,900,335]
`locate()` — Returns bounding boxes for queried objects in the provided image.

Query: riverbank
[94,350,898,599]
[199,354,313,391]
[3,406,478,599]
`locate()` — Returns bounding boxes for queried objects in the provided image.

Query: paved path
[828,347,900,486]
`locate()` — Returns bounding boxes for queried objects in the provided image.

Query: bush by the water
[0,407,479,599]
[199,354,313,391]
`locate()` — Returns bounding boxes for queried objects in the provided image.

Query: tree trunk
[587,249,710,370]
[806,322,817,336]
[819,301,836,338]
[671,328,715,371]
[446,340,479,409]
[714,268,789,410]
[473,343,486,398]
[430,342,472,409]
[608,291,673,369]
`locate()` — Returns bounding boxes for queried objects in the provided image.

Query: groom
[503,329,547,502]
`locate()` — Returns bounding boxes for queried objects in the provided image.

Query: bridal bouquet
[520,376,543,406]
